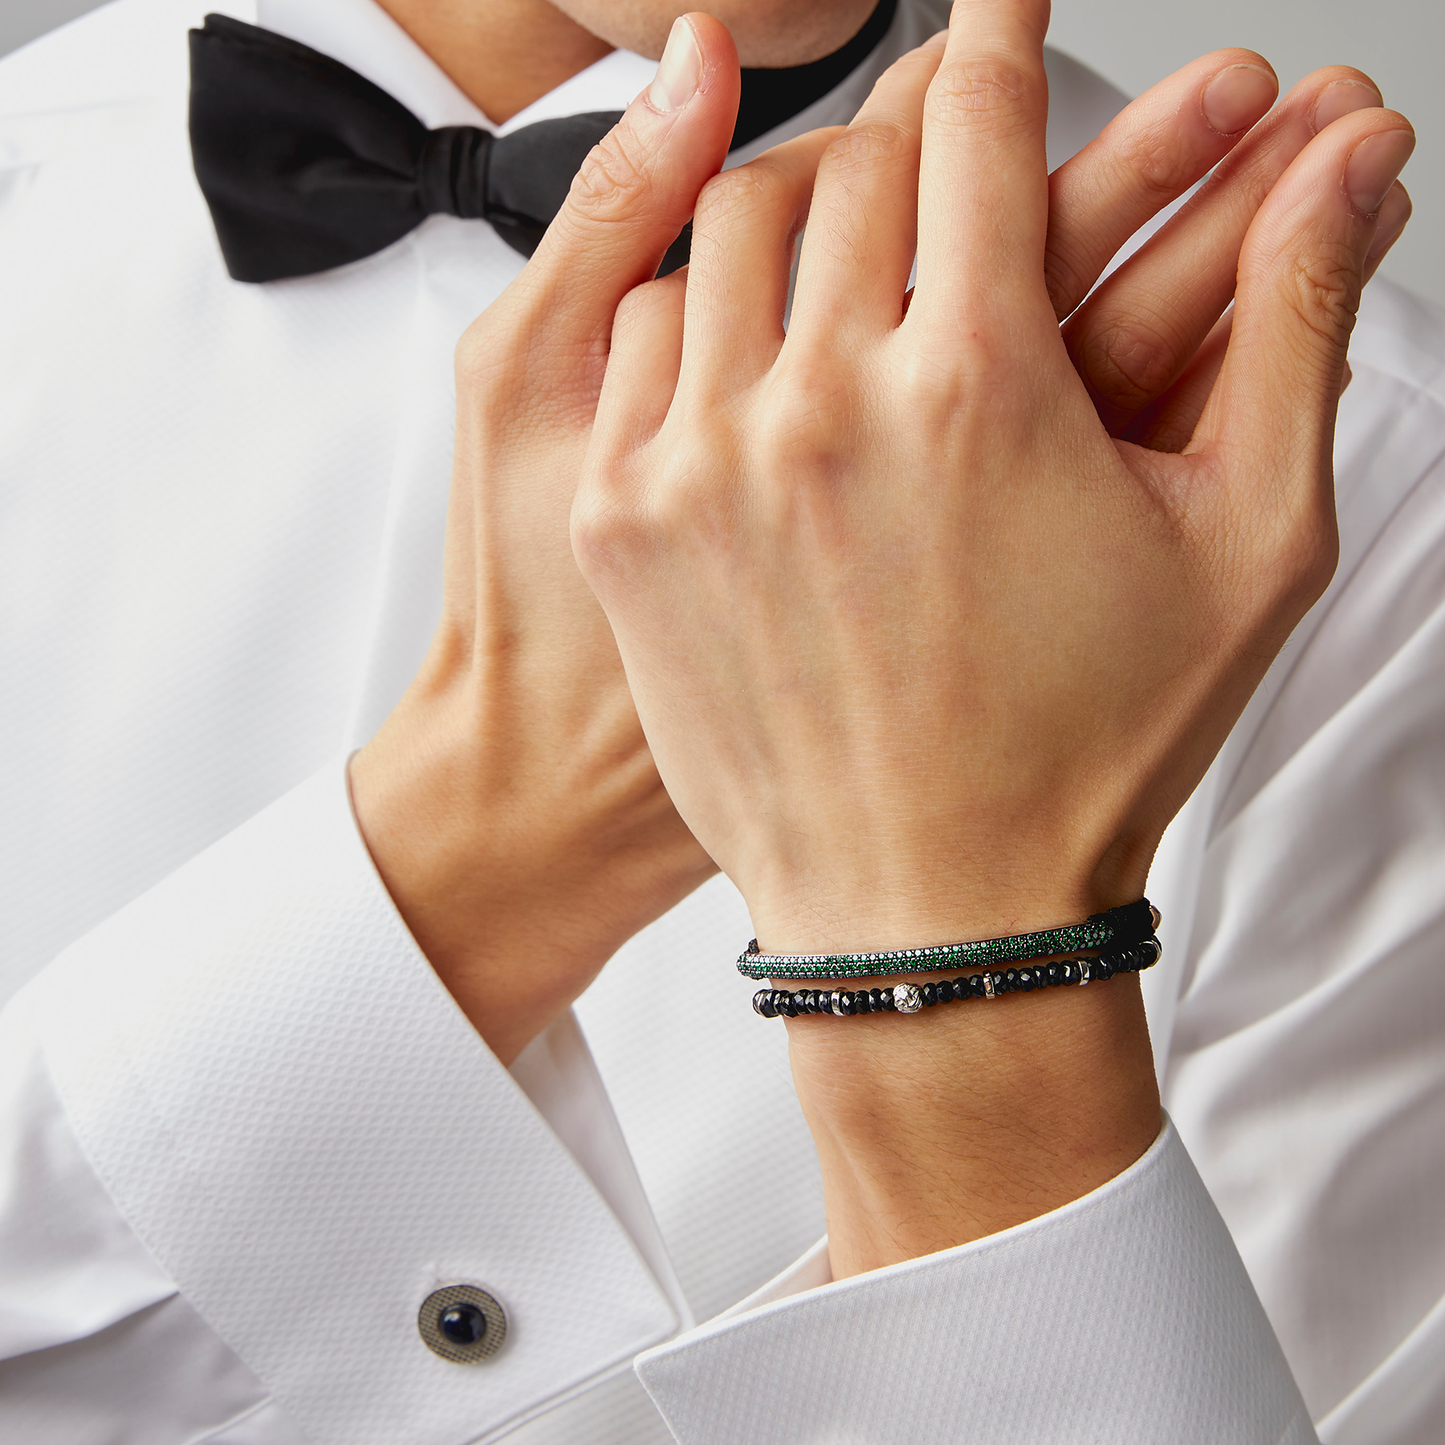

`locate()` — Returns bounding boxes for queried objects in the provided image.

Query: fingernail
[1312,79,1382,135]
[1202,64,1277,135]
[649,17,700,113]
[1366,181,1412,260]
[1346,128,1415,215]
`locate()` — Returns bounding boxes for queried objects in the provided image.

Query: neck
[375,0,613,123]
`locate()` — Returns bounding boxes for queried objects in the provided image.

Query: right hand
[571,2,1413,1267]
[354,9,1410,1072]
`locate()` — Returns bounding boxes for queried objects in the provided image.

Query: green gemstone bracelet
[736,899,1161,981]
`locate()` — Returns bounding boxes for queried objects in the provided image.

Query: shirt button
[418,1284,508,1362]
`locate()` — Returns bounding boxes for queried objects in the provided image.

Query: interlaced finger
[678,128,839,393]
[787,33,947,346]
[1045,50,1278,322]
[912,0,1053,326]
[1190,108,1414,520]
[1066,66,1384,436]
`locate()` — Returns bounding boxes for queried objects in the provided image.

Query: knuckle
[926,56,1043,135]
[1079,315,1183,411]
[765,356,859,479]
[819,120,912,179]
[1267,503,1339,609]
[571,466,648,577]
[454,317,505,391]
[564,127,651,228]
[1114,121,1190,207]
[694,162,790,235]
[1284,243,1363,348]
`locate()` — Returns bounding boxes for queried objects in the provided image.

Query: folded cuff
[30,759,679,1445]
[637,1119,1315,1444]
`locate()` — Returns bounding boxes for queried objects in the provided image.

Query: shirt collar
[252,0,919,142]
[249,0,1121,167]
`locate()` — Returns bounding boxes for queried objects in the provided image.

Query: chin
[551,0,880,66]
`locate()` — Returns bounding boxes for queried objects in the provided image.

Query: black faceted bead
[1116,947,1138,972]
[1045,963,1061,987]
[1093,957,1115,981]
[1018,969,1035,992]
[780,992,798,1018]
[921,983,938,1006]
[1062,961,1078,985]
[1003,969,1019,993]
[869,988,885,1012]
[970,974,988,997]
[881,988,896,1011]
[753,990,777,1017]
[953,978,970,1000]
[439,1302,487,1346]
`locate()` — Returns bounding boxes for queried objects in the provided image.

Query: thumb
[523,14,739,335]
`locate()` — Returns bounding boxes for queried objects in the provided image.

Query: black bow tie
[188,1,896,283]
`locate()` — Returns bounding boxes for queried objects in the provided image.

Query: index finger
[913,0,1053,322]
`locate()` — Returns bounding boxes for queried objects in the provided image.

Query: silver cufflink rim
[417,1282,508,1363]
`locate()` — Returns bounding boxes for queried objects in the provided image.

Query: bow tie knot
[416,126,492,222]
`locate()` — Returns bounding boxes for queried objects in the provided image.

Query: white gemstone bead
[893,984,923,1013]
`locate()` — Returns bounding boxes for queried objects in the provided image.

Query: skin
[350,0,1413,1276]
[376,0,876,119]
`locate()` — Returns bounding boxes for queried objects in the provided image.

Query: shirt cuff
[26,758,681,1445]
[636,1119,1317,1445]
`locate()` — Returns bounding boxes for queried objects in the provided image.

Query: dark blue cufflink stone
[439,1302,487,1345]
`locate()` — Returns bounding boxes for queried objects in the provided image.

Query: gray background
[2,0,1440,306]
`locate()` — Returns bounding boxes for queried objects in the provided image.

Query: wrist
[785,969,1160,1277]
[350,651,714,1064]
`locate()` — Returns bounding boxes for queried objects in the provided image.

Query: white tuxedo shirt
[0,0,1442,1440]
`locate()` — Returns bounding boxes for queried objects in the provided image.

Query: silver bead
[893,984,923,1013]
[1079,959,1092,986]
[982,973,997,998]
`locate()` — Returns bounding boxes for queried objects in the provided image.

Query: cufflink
[417,1283,507,1363]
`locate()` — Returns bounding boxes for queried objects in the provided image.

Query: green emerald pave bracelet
[737,899,1160,982]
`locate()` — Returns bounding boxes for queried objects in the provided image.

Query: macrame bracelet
[751,937,1162,1018]
[737,899,1160,981]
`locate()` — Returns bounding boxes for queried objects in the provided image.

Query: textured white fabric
[22,764,682,1445]
[637,1122,1314,1445]
[0,0,1442,1440]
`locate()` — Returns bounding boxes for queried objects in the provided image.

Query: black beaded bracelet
[751,938,1161,1019]
[737,900,1160,981]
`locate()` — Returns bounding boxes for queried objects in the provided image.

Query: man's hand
[571,5,1413,1271]
[349,18,743,1065]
